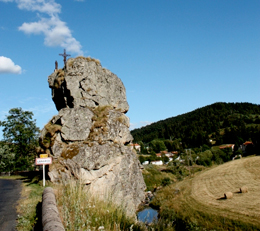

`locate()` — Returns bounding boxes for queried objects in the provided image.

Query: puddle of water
[137,207,158,223]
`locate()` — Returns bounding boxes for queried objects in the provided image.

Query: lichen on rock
[40,56,146,218]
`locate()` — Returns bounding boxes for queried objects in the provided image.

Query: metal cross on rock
[59,49,71,66]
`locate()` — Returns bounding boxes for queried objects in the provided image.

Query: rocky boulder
[40,57,146,217]
[48,57,129,113]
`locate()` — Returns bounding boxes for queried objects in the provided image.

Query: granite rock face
[48,57,129,113]
[40,57,146,217]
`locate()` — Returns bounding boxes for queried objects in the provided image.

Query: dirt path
[0,179,22,231]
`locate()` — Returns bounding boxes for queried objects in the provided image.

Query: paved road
[0,179,22,231]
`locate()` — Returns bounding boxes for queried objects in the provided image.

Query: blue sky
[0,0,259,134]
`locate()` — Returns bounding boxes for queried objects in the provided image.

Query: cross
[59,49,71,66]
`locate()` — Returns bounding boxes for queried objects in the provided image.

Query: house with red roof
[129,143,141,152]
[219,144,235,151]
[241,141,254,154]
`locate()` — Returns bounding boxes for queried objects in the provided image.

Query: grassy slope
[152,156,260,230]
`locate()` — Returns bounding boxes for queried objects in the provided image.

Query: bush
[211,148,225,164]
[197,150,213,166]
[150,140,167,153]
[161,177,171,186]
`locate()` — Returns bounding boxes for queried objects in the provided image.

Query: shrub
[197,150,213,166]
[161,177,171,186]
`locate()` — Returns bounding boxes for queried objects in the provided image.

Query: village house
[142,161,149,165]
[129,143,141,152]
[171,151,178,155]
[219,144,235,151]
[151,160,163,166]
[156,151,177,158]
[240,141,254,154]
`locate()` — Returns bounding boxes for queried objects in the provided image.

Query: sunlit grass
[55,181,144,231]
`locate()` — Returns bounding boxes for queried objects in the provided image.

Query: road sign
[35,157,52,165]
[35,157,52,187]
[40,154,48,158]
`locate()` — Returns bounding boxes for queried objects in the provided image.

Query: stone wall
[42,187,64,231]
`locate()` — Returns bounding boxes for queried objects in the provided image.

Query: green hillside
[131,102,260,151]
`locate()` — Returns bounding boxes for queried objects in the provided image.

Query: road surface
[0,179,21,231]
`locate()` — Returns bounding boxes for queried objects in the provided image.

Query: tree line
[0,108,39,172]
[131,102,260,154]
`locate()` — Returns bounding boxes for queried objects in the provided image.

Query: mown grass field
[152,156,260,230]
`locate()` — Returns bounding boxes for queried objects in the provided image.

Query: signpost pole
[35,155,52,187]
[43,164,45,187]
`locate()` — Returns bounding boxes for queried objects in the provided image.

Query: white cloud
[19,15,83,54]
[0,56,22,74]
[2,0,83,55]
[16,0,61,15]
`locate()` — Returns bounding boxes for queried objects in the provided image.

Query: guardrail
[42,187,65,231]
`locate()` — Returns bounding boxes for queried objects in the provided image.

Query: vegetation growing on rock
[53,69,65,89]
[61,143,80,159]
[39,120,61,150]
[67,56,101,67]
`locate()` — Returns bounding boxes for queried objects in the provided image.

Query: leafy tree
[0,143,15,172]
[148,151,158,162]
[211,148,225,164]
[221,147,233,162]
[0,108,40,171]
[161,152,169,164]
[197,150,213,166]
[139,155,145,164]
[164,140,174,151]
[201,144,210,152]
[234,149,243,157]
[139,141,148,154]
[150,139,166,153]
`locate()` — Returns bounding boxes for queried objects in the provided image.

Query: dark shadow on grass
[234,191,242,194]
[13,170,50,185]
[217,191,240,200]
[33,201,43,231]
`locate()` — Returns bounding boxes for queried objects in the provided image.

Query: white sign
[35,157,52,165]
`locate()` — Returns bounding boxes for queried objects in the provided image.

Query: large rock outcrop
[40,57,146,217]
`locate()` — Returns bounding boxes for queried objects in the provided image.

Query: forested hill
[131,102,260,149]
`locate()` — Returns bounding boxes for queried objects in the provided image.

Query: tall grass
[142,165,176,192]
[55,181,144,231]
